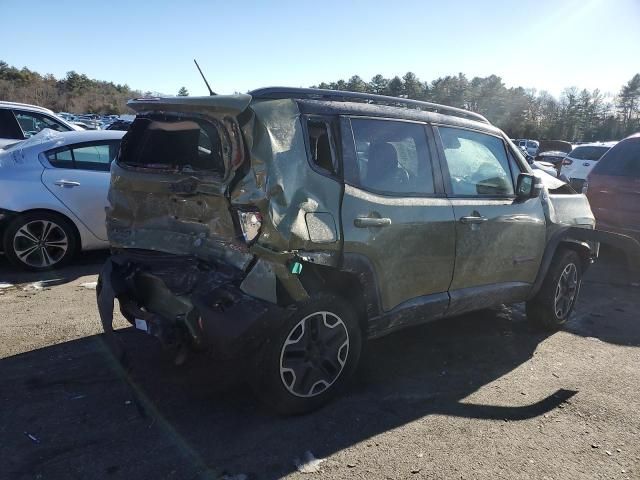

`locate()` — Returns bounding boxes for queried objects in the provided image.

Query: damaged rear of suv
[98,88,639,415]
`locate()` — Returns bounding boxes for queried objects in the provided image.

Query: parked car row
[58,112,132,131]
[512,135,640,240]
[511,137,619,189]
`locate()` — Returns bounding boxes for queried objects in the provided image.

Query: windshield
[568,145,611,161]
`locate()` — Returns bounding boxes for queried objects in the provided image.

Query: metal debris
[294,451,325,474]
[24,432,40,444]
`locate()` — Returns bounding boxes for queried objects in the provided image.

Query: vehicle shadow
[2,305,575,480]
[0,250,108,286]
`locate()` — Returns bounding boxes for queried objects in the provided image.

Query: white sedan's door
[41,141,118,241]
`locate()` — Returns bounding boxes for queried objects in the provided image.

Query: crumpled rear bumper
[96,251,285,361]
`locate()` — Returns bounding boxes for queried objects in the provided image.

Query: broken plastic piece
[291,262,303,275]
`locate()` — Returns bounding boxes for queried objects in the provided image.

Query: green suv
[98,88,608,414]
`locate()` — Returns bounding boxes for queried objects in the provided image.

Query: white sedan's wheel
[4,213,77,271]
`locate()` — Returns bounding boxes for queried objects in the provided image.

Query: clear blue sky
[2,0,639,98]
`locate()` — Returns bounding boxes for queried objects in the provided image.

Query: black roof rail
[249,87,490,124]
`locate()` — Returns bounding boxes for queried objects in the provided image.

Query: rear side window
[306,118,336,174]
[46,141,120,171]
[47,148,74,168]
[119,116,225,174]
[593,139,640,177]
[569,146,610,161]
[0,109,24,139]
[347,118,434,195]
[439,127,514,196]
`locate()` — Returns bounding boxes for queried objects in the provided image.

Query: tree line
[0,61,143,115]
[314,72,640,141]
[1,60,638,141]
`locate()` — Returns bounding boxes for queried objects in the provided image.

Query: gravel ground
[0,248,639,480]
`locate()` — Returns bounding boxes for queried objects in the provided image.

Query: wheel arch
[528,226,603,301]
[297,260,375,335]
[558,239,592,270]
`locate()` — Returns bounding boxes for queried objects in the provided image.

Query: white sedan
[0,129,125,270]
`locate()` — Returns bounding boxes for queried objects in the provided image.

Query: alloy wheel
[279,311,350,398]
[12,220,69,268]
[554,263,578,319]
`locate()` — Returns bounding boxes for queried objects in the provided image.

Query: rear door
[41,141,120,240]
[340,117,455,319]
[434,126,546,314]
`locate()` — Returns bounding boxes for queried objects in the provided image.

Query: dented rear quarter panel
[233,99,343,254]
[106,96,343,296]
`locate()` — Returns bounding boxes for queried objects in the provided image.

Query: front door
[41,141,119,241]
[340,117,456,320]
[434,126,546,314]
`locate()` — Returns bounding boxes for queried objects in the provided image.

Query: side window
[13,110,72,137]
[594,139,640,177]
[348,118,434,195]
[72,143,117,171]
[45,141,120,171]
[306,118,336,174]
[0,109,24,139]
[46,148,74,168]
[438,127,514,196]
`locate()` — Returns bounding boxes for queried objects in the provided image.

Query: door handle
[54,180,81,188]
[354,217,392,228]
[460,215,488,224]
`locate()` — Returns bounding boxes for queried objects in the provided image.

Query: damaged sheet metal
[97,251,284,359]
[232,99,343,254]
[106,96,341,302]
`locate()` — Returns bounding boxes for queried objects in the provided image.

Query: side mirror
[516,173,537,200]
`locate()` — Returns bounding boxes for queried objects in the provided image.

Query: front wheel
[251,294,362,415]
[526,249,583,331]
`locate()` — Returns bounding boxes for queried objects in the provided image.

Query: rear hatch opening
[118,114,237,176]
[107,109,255,270]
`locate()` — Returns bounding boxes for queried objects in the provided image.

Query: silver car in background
[0,101,82,149]
[0,129,124,270]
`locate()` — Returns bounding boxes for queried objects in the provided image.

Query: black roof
[249,87,490,125]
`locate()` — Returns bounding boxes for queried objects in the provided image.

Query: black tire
[526,248,582,331]
[251,293,362,415]
[3,211,78,271]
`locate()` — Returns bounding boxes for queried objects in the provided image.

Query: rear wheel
[251,293,362,415]
[3,212,78,271]
[526,249,582,331]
